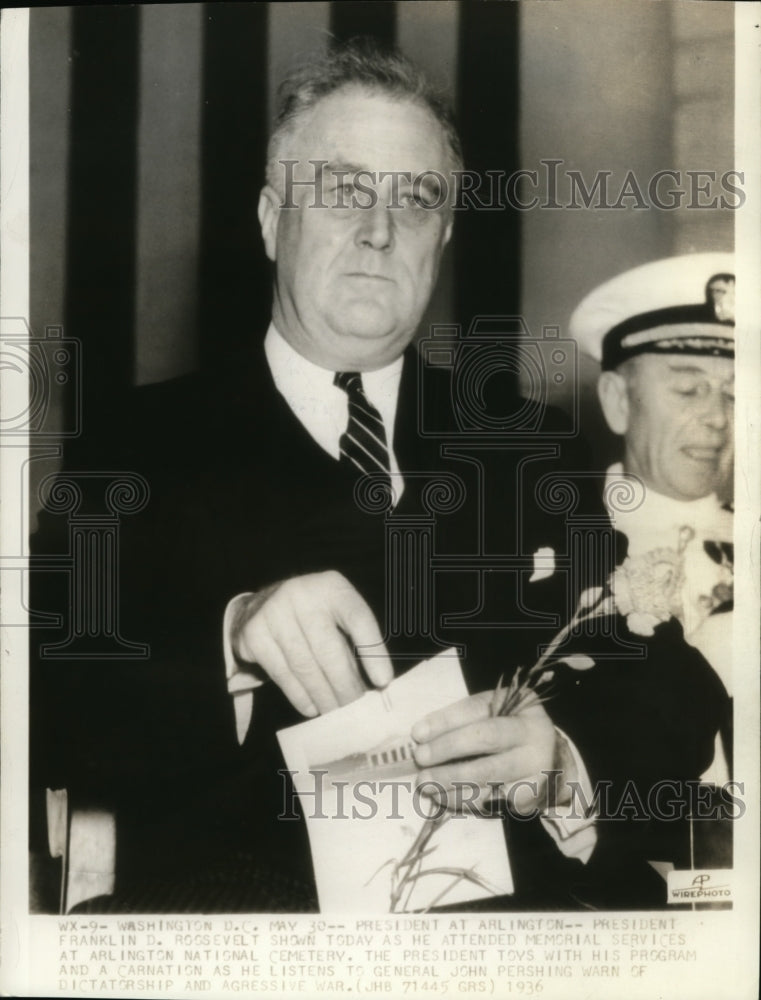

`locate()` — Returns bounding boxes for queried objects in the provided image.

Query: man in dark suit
[31,39,726,912]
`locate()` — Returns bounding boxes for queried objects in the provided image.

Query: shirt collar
[263,322,404,465]
[264,321,336,419]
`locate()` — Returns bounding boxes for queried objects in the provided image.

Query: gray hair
[266,37,464,192]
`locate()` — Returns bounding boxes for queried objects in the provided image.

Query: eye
[331,180,356,196]
[671,377,715,398]
[398,190,428,209]
[325,174,360,202]
[398,182,444,210]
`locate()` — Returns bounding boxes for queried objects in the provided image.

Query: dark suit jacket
[30,339,727,910]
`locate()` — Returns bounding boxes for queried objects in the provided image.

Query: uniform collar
[604,462,731,545]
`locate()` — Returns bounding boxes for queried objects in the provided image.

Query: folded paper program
[277,651,513,912]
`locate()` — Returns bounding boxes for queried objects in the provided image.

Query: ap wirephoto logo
[667,871,734,904]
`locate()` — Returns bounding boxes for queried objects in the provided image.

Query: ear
[597,370,630,435]
[258,185,280,262]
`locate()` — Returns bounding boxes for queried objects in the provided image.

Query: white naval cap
[569,252,735,371]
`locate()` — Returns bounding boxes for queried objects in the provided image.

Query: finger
[242,625,318,717]
[417,745,536,794]
[415,777,494,815]
[506,774,549,816]
[411,691,492,744]
[263,600,340,714]
[413,715,523,768]
[297,606,366,707]
[433,776,544,818]
[334,584,394,689]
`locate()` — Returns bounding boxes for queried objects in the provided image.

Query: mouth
[344,272,393,282]
[681,446,723,464]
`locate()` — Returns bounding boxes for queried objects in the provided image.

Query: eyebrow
[665,363,734,384]
[667,364,716,375]
[320,161,372,179]
[320,162,441,188]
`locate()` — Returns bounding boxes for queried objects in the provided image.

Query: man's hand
[232,571,394,717]
[411,691,575,815]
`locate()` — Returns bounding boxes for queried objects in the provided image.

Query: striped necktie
[334,371,392,484]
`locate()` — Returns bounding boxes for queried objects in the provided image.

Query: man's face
[259,87,455,371]
[603,353,734,501]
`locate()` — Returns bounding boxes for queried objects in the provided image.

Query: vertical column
[199,2,269,368]
[670,3,734,255]
[29,6,72,341]
[38,473,150,660]
[64,6,139,413]
[134,4,204,385]
[455,2,521,332]
[519,0,672,453]
[267,3,331,130]
[354,472,465,657]
[386,517,437,644]
[330,1,396,45]
[397,1,459,343]
[566,514,643,657]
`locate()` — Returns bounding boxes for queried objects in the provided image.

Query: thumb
[334,584,394,689]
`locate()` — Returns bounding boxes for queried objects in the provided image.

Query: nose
[701,386,730,431]
[355,202,394,252]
